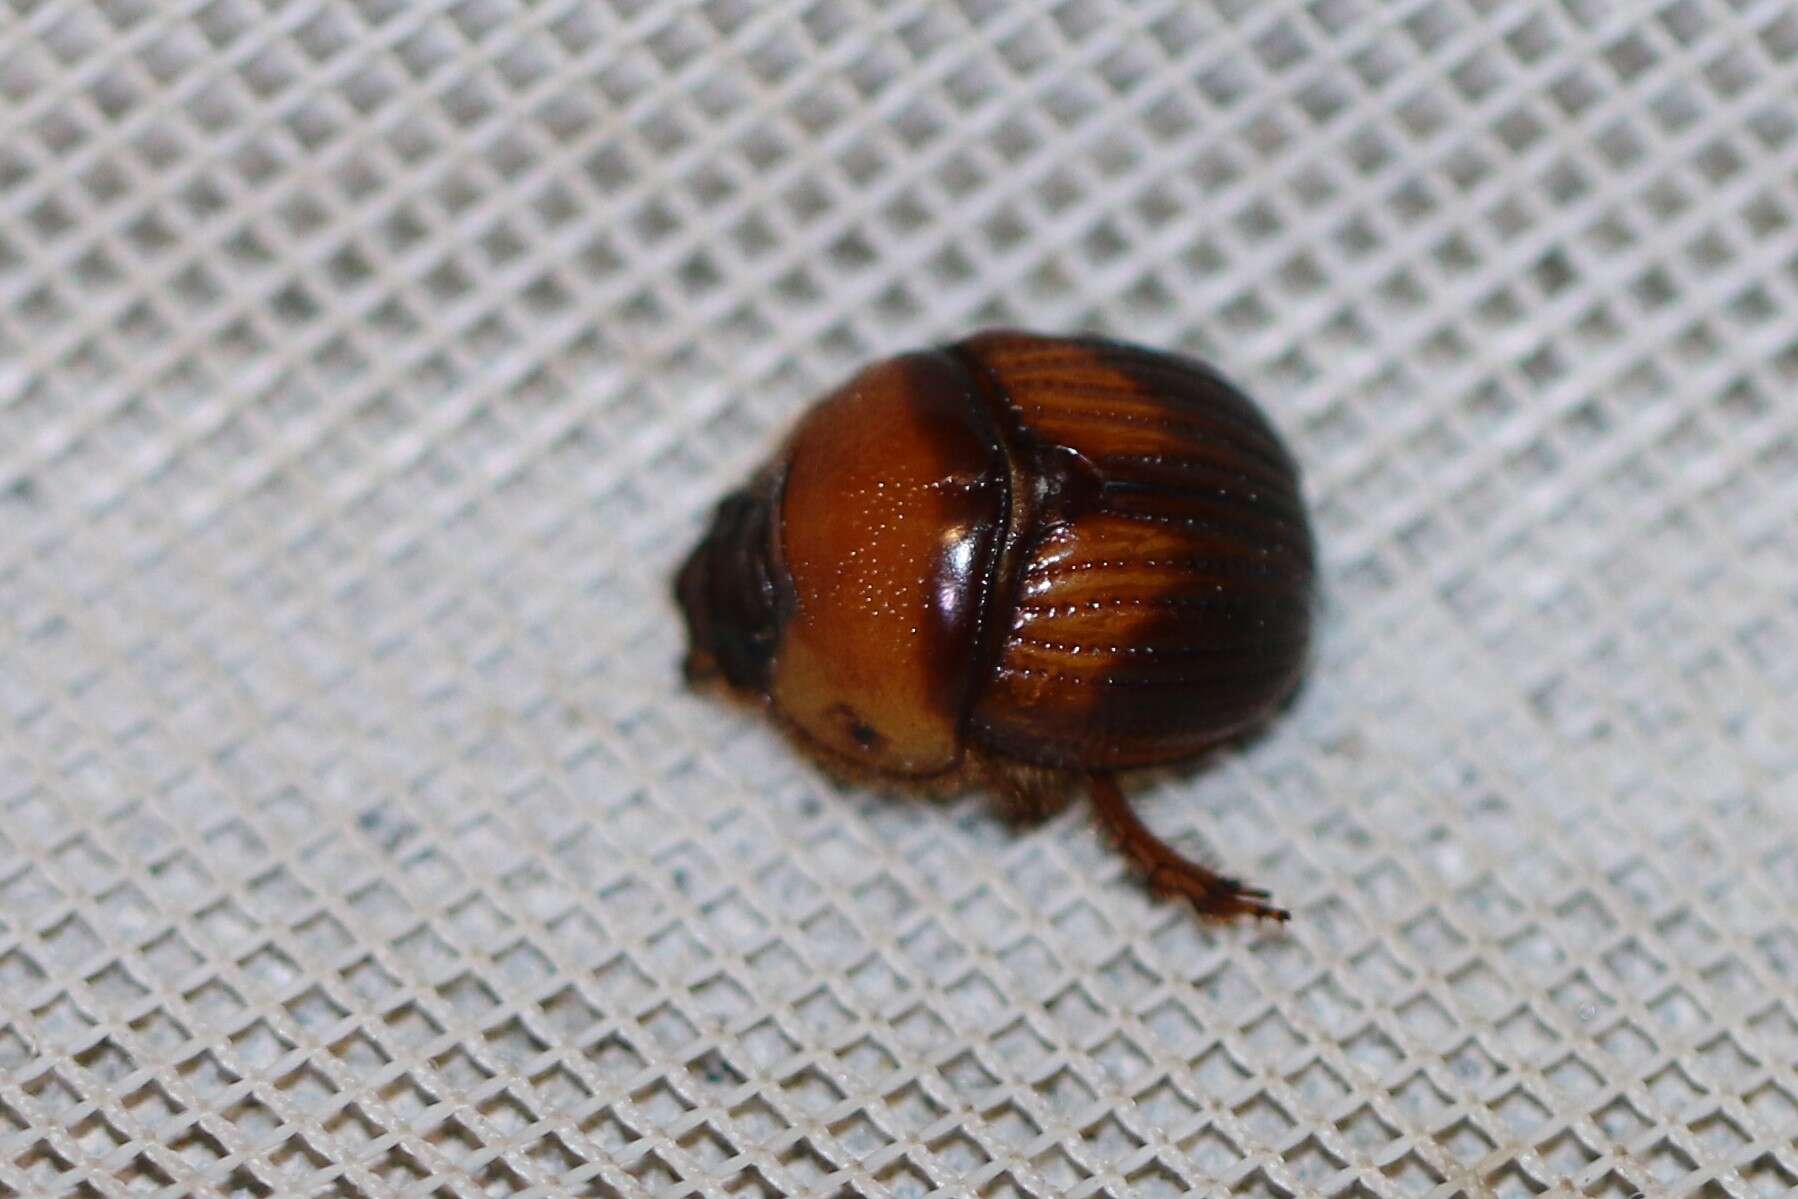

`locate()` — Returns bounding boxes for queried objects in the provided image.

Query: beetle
[675,330,1316,920]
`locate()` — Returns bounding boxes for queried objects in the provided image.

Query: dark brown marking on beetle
[825,703,886,752]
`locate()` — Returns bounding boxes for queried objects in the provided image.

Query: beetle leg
[1086,773,1289,922]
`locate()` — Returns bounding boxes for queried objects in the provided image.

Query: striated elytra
[676,330,1317,920]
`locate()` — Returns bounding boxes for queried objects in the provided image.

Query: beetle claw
[1194,889,1291,923]
[1089,773,1287,924]
[1152,863,1286,921]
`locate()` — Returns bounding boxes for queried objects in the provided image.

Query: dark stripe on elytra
[1011,630,1311,657]
[1095,343,1302,466]
[966,335,1279,443]
[1099,476,1308,532]
[976,340,1258,428]
[968,335,1301,483]
[1000,358,1292,458]
[999,394,1296,478]
[995,653,1309,689]
[997,362,1288,428]
[1015,587,1312,613]
[1096,506,1315,558]
[1025,549,1310,580]
[1018,574,1311,609]
[1008,594,1309,649]
[1005,594,1310,687]
[1095,449,1298,495]
[1009,597,1310,648]
[1094,344,1279,422]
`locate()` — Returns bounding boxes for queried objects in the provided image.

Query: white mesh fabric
[3,1,1797,1196]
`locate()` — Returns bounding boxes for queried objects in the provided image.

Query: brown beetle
[676,330,1315,920]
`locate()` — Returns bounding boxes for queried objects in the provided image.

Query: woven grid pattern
[3,1,1797,1195]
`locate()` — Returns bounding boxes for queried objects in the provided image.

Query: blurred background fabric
[2,1,1797,1195]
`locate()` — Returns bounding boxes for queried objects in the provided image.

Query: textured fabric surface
[3,2,1797,1196]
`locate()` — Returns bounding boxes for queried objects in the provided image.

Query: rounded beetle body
[676,330,1316,920]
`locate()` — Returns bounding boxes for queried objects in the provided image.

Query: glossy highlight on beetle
[676,330,1316,921]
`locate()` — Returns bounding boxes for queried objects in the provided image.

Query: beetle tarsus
[1087,773,1288,923]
